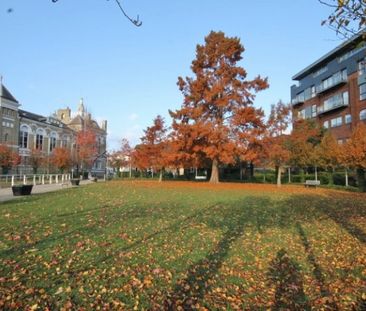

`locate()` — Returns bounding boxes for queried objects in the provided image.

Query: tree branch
[51,0,142,27]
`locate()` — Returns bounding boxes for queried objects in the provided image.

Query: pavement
[0,180,93,203]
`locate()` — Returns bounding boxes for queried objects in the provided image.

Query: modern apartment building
[291,32,366,143]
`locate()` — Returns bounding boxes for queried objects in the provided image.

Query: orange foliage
[0,144,19,171]
[76,128,97,169]
[170,31,268,183]
[340,123,366,169]
[51,147,72,172]
[132,116,169,179]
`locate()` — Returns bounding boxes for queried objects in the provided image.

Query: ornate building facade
[0,81,107,176]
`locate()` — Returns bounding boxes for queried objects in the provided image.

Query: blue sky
[0,0,343,150]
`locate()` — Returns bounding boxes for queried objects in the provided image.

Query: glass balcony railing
[317,92,349,115]
[316,71,347,94]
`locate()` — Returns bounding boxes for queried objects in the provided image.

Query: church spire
[78,97,85,116]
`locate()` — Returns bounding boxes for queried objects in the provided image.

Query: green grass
[0,180,365,310]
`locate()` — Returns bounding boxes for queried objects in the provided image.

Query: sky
[0,0,344,150]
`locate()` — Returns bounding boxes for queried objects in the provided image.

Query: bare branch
[51,0,142,27]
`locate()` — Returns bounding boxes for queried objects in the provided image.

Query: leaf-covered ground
[0,180,365,310]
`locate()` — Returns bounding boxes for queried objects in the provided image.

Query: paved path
[0,180,93,203]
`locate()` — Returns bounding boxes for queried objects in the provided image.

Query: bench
[195,176,207,180]
[304,180,320,188]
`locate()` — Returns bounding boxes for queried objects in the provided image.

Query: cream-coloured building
[0,81,107,176]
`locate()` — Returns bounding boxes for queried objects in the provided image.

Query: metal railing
[0,174,72,188]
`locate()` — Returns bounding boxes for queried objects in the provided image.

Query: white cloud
[128,113,139,121]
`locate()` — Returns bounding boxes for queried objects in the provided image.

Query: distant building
[0,81,107,176]
[291,32,366,143]
[55,99,107,176]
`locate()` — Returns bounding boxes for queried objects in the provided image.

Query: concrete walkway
[0,180,93,203]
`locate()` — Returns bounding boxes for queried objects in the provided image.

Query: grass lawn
[0,180,365,310]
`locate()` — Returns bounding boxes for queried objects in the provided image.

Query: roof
[19,109,68,129]
[19,109,47,122]
[292,31,366,80]
[0,84,18,103]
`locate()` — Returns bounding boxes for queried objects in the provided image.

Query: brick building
[0,81,107,176]
[291,32,366,143]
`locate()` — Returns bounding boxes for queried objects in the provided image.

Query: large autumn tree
[133,115,168,182]
[170,31,268,183]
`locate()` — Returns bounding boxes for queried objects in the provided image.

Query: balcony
[291,97,304,106]
[317,93,349,115]
[316,73,347,94]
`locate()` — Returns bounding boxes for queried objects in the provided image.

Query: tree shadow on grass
[296,223,339,310]
[286,193,366,245]
[164,197,273,309]
[267,249,311,311]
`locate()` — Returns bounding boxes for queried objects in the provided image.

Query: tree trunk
[209,159,219,183]
[328,168,334,185]
[288,167,291,184]
[345,168,349,187]
[276,165,282,187]
[159,168,164,182]
[300,168,305,183]
[356,168,366,192]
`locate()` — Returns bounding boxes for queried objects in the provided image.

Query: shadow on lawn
[286,193,366,245]
[267,249,311,310]
[296,223,339,310]
[165,197,271,309]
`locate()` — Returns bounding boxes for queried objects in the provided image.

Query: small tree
[119,138,133,177]
[339,123,366,191]
[29,148,44,174]
[288,119,324,181]
[264,101,292,187]
[170,31,268,183]
[316,132,341,185]
[51,147,72,173]
[0,144,20,174]
[133,115,168,182]
[75,128,97,175]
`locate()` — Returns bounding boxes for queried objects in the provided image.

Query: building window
[323,120,329,129]
[330,116,342,127]
[36,129,44,150]
[4,133,8,142]
[360,83,366,100]
[358,58,366,75]
[312,105,317,117]
[339,44,366,62]
[345,114,352,124]
[50,132,57,152]
[298,106,313,119]
[19,125,29,148]
[360,109,366,120]
[311,85,316,98]
[337,139,344,145]
[313,66,327,77]
[61,135,68,147]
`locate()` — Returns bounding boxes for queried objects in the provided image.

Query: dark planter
[12,185,33,196]
[71,179,80,186]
